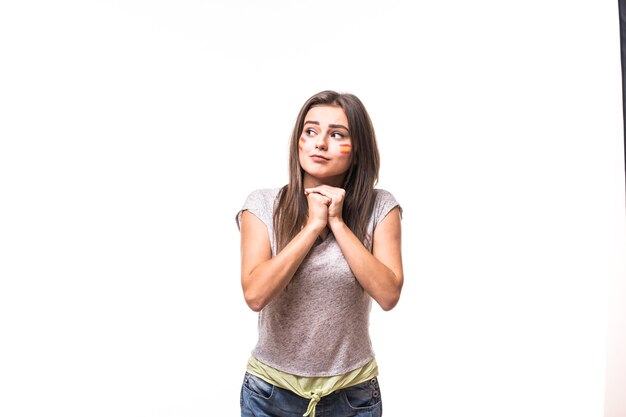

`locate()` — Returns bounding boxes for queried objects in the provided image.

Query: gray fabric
[236,188,401,377]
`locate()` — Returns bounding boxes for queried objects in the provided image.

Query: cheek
[298,136,307,152]
[339,144,352,156]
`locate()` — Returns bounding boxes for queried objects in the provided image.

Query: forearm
[242,224,322,311]
[329,220,403,311]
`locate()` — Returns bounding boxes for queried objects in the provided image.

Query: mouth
[310,154,330,161]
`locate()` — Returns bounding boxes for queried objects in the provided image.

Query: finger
[306,187,334,200]
[307,192,325,202]
[306,190,329,199]
[305,186,330,194]
[309,193,331,206]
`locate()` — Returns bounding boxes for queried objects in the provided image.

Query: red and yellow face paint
[339,143,352,155]
[298,136,306,151]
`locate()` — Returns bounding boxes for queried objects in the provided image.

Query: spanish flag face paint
[298,136,306,151]
[339,143,352,155]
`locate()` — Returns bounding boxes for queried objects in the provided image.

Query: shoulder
[372,188,403,226]
[373,189,401,208]
[236,187,283,230]
[244,188,282,204]
[373,188,396,202]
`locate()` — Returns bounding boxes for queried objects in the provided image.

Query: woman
[236,90,403,416]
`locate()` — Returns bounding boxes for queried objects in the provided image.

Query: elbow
[242,281,268,312]
[243,289,266,312]
[242,268,273,312]
[379,294,400,311]
[379,276,403,311]
[247,301,264,313]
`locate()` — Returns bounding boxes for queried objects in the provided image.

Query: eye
[331,132,345,139]
[305,129,317,136]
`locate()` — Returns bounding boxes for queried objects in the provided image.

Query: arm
[239,193,330,312]
[329,207,404,311]
[305,185,404,311]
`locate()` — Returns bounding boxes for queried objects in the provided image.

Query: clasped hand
[304,185,345,230]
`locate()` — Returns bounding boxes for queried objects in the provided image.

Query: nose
[314,132,328,150]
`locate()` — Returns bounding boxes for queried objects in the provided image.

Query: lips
[311,154,329,161]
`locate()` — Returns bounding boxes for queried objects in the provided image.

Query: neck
[303,173,345,189]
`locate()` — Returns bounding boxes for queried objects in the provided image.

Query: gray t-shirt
[236,188,401,377]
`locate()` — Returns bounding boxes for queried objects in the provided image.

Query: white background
[1,1,624,416]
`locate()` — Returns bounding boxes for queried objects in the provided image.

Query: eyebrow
[304,121,349,131]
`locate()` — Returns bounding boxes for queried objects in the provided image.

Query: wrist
[328,216,344,229]
[305,219,327,234]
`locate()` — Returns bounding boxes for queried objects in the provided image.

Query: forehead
[304,105,348,128]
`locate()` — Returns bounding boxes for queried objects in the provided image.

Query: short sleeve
[372,189,402,229]
[235,189,276,231]
[236,188,281,256]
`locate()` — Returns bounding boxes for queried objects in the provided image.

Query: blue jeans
[240,372,382,417]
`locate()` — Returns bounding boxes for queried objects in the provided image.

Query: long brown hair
[273,90,380,251]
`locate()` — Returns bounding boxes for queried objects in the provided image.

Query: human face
[298,105,352,188]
